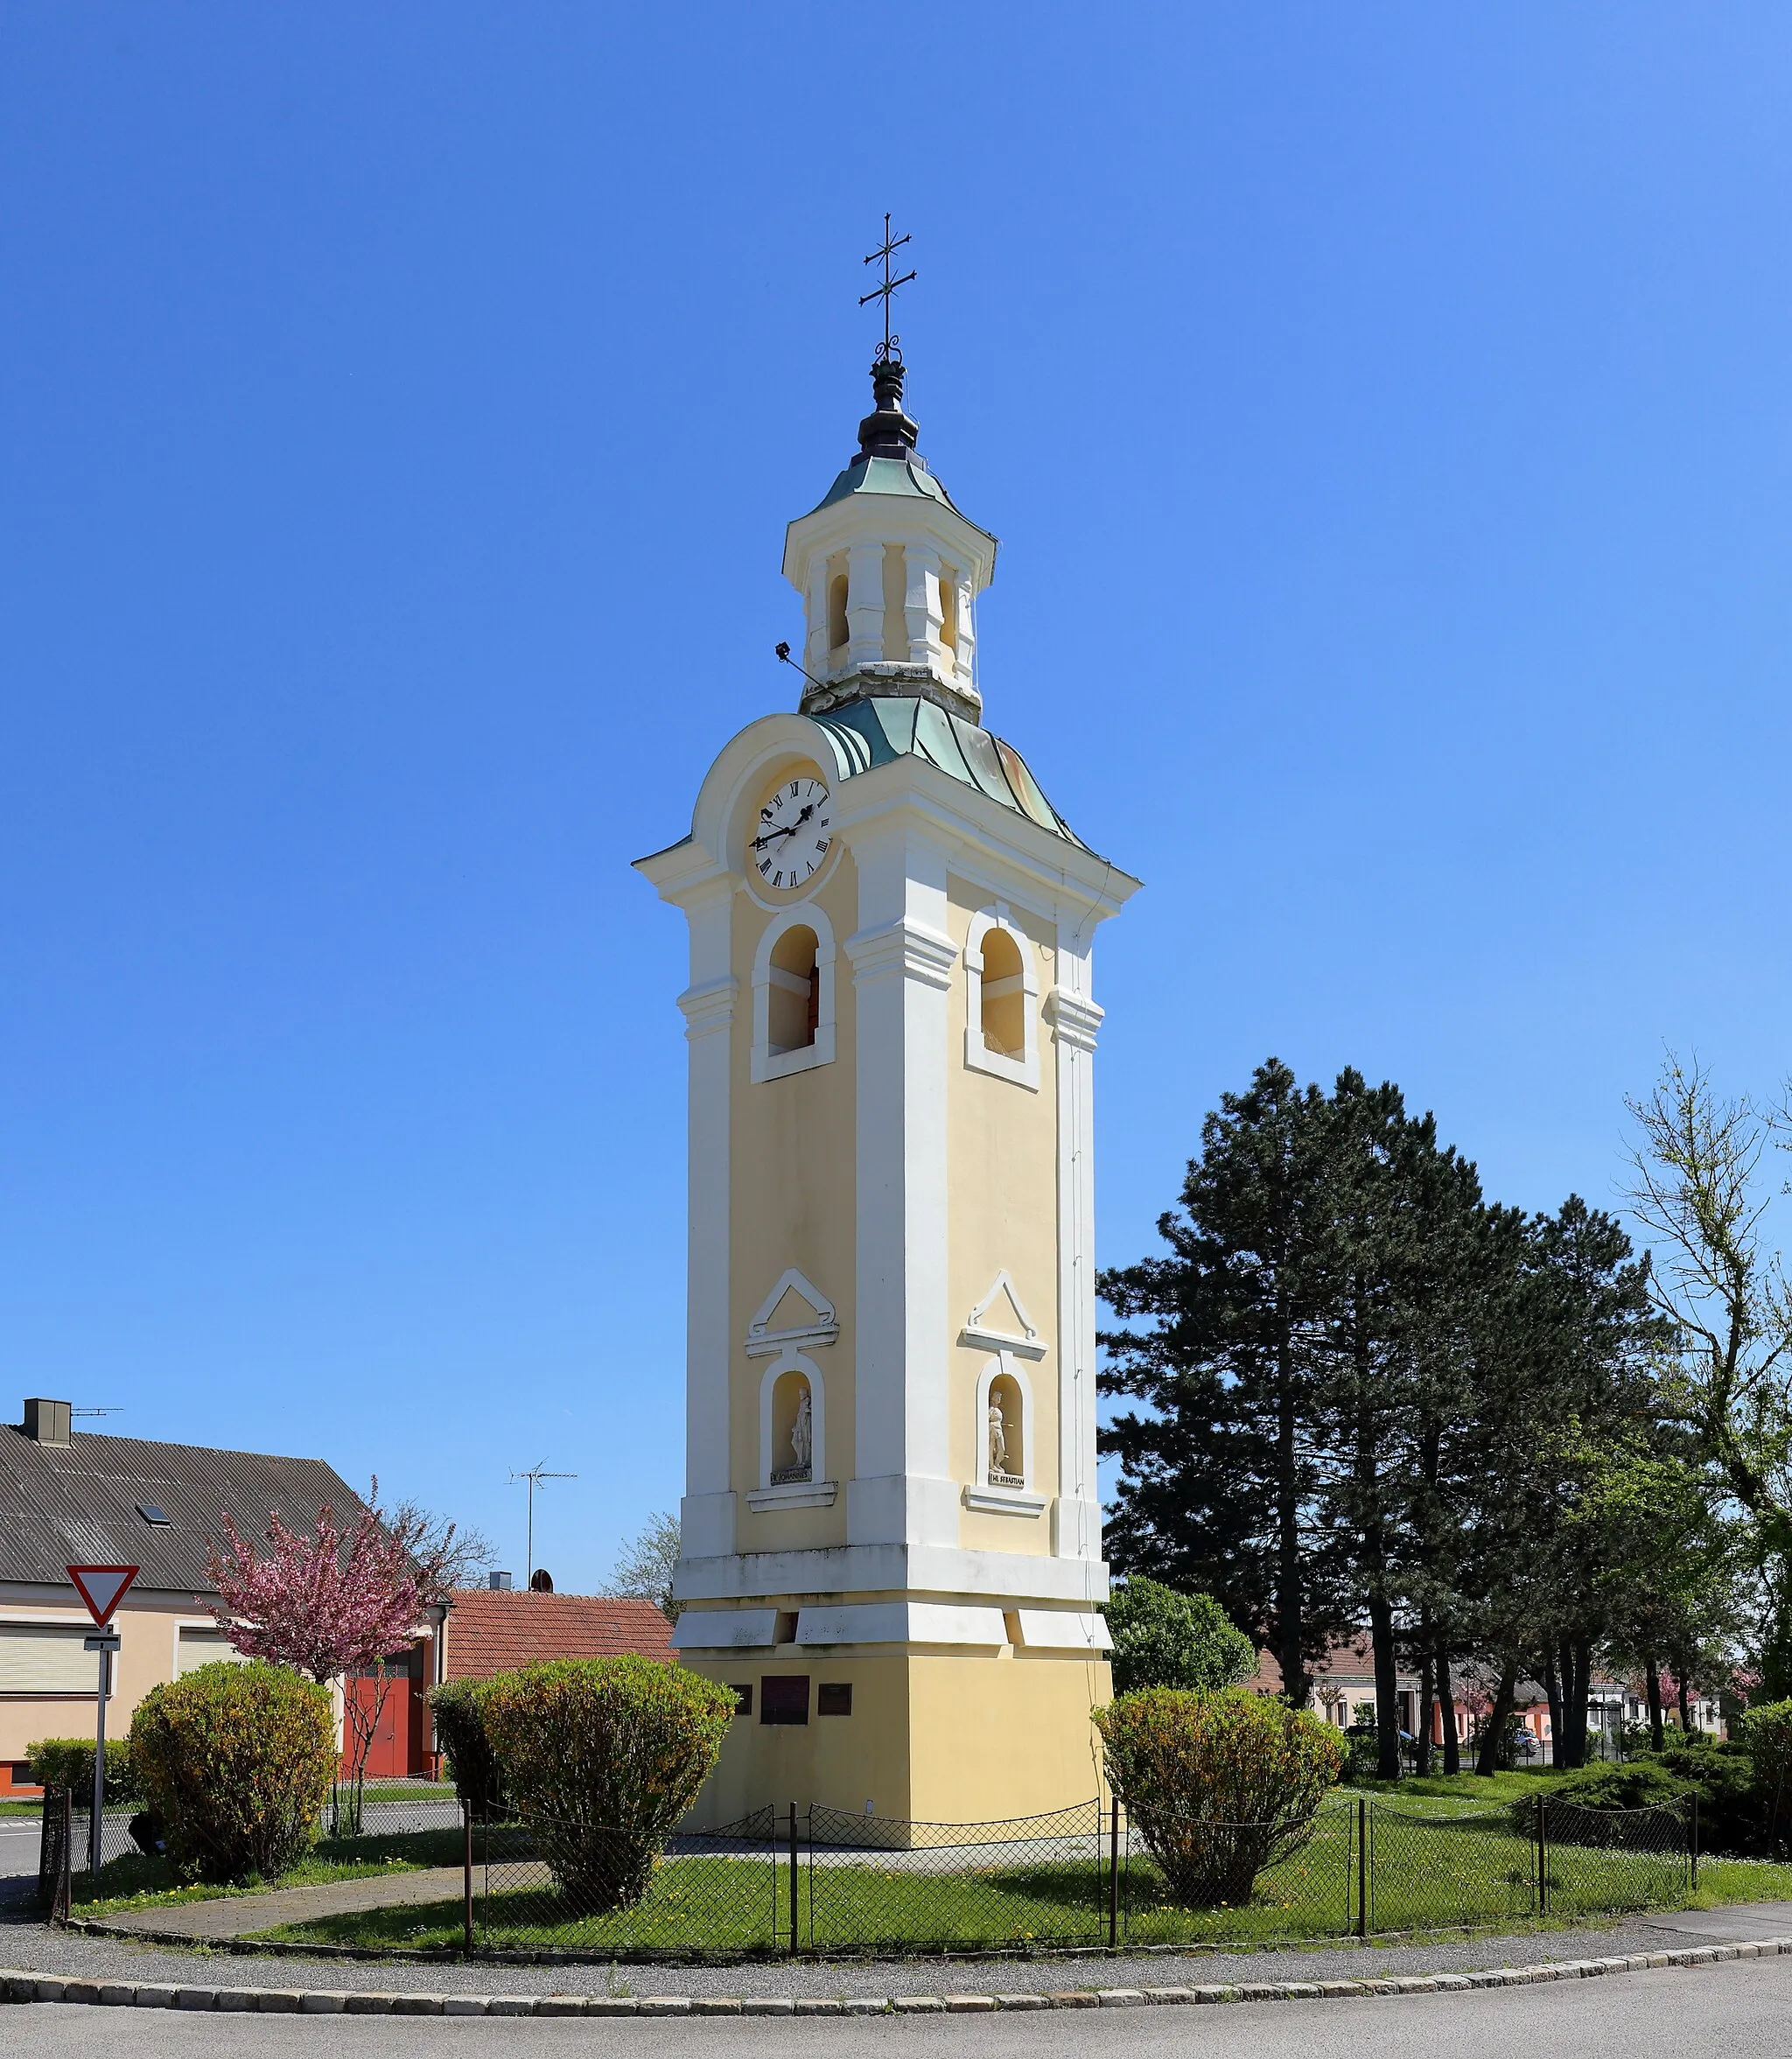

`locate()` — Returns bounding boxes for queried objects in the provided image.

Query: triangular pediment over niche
[962,1271,1047,1358]
[746,1268,838,1355]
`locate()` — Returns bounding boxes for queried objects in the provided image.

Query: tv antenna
[508,1462,575,1588]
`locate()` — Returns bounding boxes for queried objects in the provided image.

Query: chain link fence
[41,1782,1698,1959]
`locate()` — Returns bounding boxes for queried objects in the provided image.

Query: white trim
[962,902,1040,1090]
[746,1481,838,1512]
[757,1349,825,1491]
[670,1609,780,1650]
[1050,924,1102,1568]
[794,1602,1008,1649]
[1012,1609,1113,1654]
[975,1353,1036,1490]
[746,1267,838,1355]
[962,1269,1047,1358]
[750,903,836,1083]
[962,1485,1049,1518]
[673,1540,1111,1606]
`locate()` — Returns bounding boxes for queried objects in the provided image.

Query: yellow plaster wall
[727,802,858,1550]
[0,1597,226,1767]
[944,879,1060,1554]
[682,1645,1110,1829]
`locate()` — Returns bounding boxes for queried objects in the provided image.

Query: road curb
[3,1939,1788,2016]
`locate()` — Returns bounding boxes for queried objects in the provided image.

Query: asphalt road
[6,1957,1791,2055]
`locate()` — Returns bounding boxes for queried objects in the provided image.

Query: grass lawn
[71,1826,463,1921]
[254,1806,1792,1958]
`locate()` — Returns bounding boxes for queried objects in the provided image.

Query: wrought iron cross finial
[859,212,915,364]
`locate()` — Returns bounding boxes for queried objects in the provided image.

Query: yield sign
[66,1565,139,1627]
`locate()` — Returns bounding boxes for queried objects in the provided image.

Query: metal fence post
[1355,1797,1368,1938]
[1108,1801,1120,1950]
[461,1801,474,1956]
[788,1803,800,1955]
[1690,1792,1699,1892]
[1536,1793,1547,1916]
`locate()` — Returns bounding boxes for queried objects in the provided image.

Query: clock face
[751,776,833,890]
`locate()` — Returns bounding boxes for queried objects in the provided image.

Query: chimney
[23,1398,72,1447]
[488,1571,512,1591]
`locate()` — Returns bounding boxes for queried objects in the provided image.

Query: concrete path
[101,1866,469,1938]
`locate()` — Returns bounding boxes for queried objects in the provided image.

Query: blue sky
[4,6,1789,1591]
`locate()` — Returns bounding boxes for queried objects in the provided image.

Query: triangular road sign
[66,1565,139,1626]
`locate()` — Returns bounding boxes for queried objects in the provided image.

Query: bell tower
[635,321,1138,1827]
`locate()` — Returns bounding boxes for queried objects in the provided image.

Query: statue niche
[770,1369,814,1485]
[986,1372,1025,1488]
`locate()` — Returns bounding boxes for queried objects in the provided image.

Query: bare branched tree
[599,1511,682,1621]
[1625,1053,1792,1559]
[385,1497,499,1595]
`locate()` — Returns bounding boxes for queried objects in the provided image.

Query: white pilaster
[844,541,885,671]
[844,819,960,1549]
[676,878,738,1562]
[902,543,945,672]
[951,569,976,695]
[1044,969,1103,1565]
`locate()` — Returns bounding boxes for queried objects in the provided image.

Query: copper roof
[442,1589,676,1680]
[0,1421,364,1594]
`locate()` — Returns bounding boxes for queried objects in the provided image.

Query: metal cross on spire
[859,213,915,364]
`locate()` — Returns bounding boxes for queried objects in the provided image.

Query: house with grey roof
[0,1396,433,1790]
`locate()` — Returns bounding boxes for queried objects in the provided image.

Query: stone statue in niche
[988,1403,1008,1475]
[790,1386,813,1476]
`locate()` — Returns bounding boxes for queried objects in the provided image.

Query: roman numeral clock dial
[751,777,832,889]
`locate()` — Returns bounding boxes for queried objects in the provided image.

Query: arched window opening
[979,927,1026,1058]
[767,925,819,1054]
[938,569,959,654]
[770,1369,814,1486]
[986,1372,1025,1488]
[827,573,849,654]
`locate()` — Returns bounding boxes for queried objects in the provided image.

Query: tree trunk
[1543,1653,1563,1772]
[1474,1664,1517,1776]
[1564,1639,1592,1769]
[1274,1330,1307,1706]
[1438,1642,1460,1776]
[1369,1595,1401,1780]
[1677,1672,1694,1739]
[1416,1639,1435,1779]
[1645,1656,1665,1753]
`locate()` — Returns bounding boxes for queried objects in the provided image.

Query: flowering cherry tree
[206,1481,458,1823]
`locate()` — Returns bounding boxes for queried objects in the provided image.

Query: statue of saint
[790,1386,813,1475]
[988,1403,1009,1476]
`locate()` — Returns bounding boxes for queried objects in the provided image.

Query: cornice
[844,917,958,991]
[676,975,738,1039]
[1044,986,1104,1054]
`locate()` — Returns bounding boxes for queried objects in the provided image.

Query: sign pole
[65,1565,140,1889]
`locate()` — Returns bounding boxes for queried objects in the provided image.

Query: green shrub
[476,1656,734,1908]
[24,1737,135,1805]
[1102,1579,1256,1697]
[1742,1700,1792,1799]
[1536,1742,1765,1856]
[128,1662,336,1883]
[1094,1687,1345,1907]
[430,1678,505,1819]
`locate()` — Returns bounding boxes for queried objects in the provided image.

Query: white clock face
[751,776,833,889]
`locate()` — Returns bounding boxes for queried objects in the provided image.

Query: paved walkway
[8,1897,1788,1999]
[101,1866,469,1939]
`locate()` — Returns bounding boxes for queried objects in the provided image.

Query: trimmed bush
[24,1737,135,1805]
[128,1661,336,1883]
[430,1677,505,1819]
[1535,1741,1766,1856]
[476,1656,735,1908]
[1095,1687,1345,1906]
[1102,1579,1256,1697]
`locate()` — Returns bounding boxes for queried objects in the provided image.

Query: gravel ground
[3,1902,1789,1999]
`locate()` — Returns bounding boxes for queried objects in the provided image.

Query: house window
[818,1684,852,1716]
[730,1684,753,1717]
[752,905,836,1082]
[760,1675,809,1726]
[963,905,1040,1089]
[0,1623,102,1695]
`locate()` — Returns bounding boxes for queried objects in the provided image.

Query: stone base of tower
[681,1648,1112,1831]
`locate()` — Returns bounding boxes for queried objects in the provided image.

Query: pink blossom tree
[206,1482,457,1827]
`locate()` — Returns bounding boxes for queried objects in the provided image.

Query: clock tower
[635,344,1138,1827]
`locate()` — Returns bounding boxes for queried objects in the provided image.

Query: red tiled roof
[442,1590,676,1680]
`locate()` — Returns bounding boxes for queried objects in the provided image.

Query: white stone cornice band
[1043,985,1102,1053]
[844,918,958,991]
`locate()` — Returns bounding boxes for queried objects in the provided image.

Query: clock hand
[750,824,800,850]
